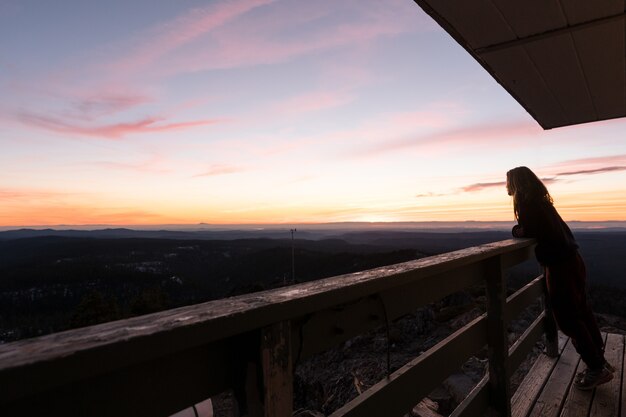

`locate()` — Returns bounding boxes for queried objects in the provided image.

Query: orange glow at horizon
[2,185,625,227]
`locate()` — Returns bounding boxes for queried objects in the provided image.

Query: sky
[1,0,626,226]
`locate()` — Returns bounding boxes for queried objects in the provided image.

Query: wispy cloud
[93,155,171,174]
[460,178,558,193]
[15,112,221,139]
[70,92,153,119]
[461,181,507,193]
[556,166,626,177]
[415,192,450,198]
[193,164,246,177]
[108,0,422,78]
[357,120,540,157]
[108,0,277,76]
[544,154,626,174]
[450,157,626,195]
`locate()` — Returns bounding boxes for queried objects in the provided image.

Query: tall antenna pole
[290,228,297,283]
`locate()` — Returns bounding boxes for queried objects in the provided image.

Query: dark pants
[545,252,605,369]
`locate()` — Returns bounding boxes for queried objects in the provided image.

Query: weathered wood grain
[511,334,568,417]
[622,332,626,417]
[559,354,594,417]
[589,333,623,417]
[412,398,445,417]
[486,255,511,417]
[380,261,486,322]
[0,238,535,403]
[527,338,580,417]
[2,341,231,417]
[261,321,293,417]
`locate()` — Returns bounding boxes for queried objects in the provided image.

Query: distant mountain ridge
[2,220,626,240]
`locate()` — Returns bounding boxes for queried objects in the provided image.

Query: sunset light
[2,0,626,227]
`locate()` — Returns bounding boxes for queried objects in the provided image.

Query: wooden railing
[0,238,557,417]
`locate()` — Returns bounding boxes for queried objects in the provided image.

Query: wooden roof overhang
[413,0,626,129]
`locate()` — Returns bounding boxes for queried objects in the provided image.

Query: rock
[435,305,471,322]
[443,373,476,404]
[461,356,487,381]
[449,308,481,328]
[413,307,436,334]
[443,291,474,307]
[411,398,444,417]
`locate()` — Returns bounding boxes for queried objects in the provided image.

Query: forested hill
[1,230,625,343]
[0,236,421,342]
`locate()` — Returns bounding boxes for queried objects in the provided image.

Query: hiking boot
[574,366,613,390]
[575,361,616,383]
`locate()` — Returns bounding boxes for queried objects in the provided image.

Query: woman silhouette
[506,166,613,390]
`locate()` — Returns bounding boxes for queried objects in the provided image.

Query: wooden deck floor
[512,332,625,417]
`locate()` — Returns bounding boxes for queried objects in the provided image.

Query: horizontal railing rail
[0,238,555,417]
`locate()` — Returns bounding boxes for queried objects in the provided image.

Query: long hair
[506,166,553,220]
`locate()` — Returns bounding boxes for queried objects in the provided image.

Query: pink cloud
[556,166,626,177]
[108,0,276,75]
[102,0,424,78]
[458,161,626,194]
[71,92,153,118]
[171,14,412,75]
[546,154,626,174]
[415,192,450,198]
[15,112,221,139]
[358,120,541,157]
[193,164,246,177]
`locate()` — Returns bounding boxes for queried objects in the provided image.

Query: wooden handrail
[0,238,551,417]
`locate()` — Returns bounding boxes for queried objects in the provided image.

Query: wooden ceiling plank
[571,21,626,120]
[476,13,626,56]
[559,0,623,25]
[490,0,566,38]
[525,33,597,124]
[483,46,568,128]
[423,0,516,49]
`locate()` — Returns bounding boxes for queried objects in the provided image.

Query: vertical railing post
[485,255,512,417]
[541,273,559,357]
[261,320,293,417]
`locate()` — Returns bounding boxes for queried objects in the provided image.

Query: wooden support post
[261,321,293,417]
[540,272,559,357]
[485,256,511,417]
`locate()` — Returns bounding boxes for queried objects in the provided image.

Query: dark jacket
[512,200,578,265]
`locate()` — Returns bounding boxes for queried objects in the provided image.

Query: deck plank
[559,358,593,417]
[589,333,623,417]
[527,337,581,417]
[558,333,609,417]
[511,334,568,417]
[622,333,626,417]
